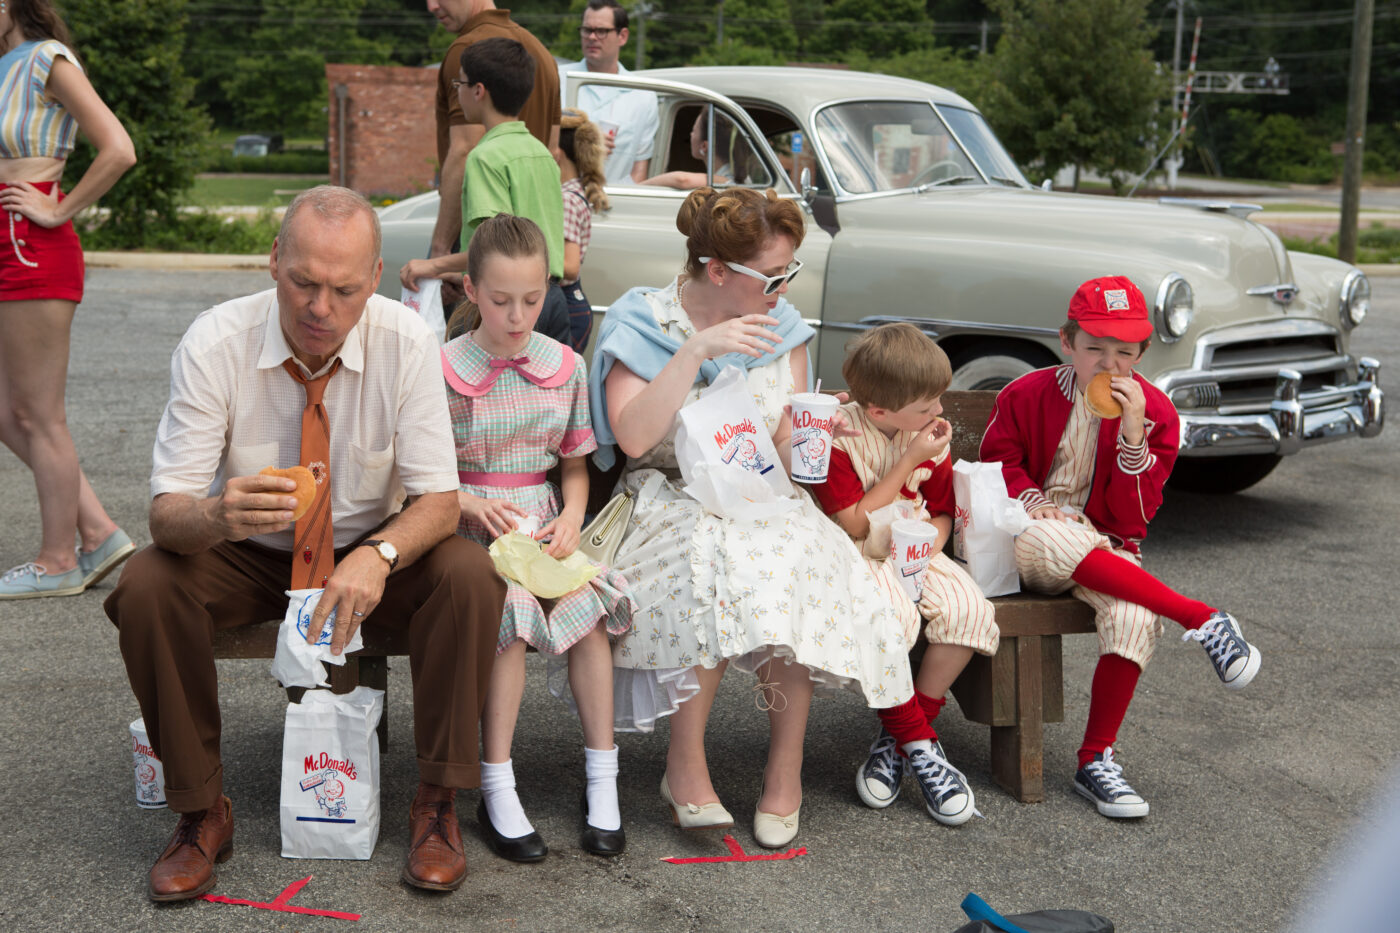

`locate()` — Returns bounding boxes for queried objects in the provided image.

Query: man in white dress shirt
[559,0,660,184]
[104,186,505,902]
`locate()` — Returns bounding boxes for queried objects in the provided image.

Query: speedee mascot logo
[791,409,834,480]
[298,754,359,822]
[715,420,774,475]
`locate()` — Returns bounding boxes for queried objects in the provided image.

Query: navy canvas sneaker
[1183,611,1260,690]
[855,728,903,808]
[1074,747,1149,818]
[906,741,975,826]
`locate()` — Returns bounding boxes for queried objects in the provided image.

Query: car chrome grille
[1198,331,1349,413]
[1204,334,1339,368]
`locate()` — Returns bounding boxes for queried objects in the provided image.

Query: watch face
[377,541,398,560]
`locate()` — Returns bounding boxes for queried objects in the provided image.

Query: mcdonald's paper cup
[130,718,167,809]
[889,519,939,603]
[790,392,840,483]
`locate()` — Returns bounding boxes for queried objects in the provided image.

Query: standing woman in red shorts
[0,0,136,599]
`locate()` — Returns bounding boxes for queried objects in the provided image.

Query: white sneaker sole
[855,766,900,809]
[926,789,976,826]
[1222,646,1261,691]
[1074,781,1149,818]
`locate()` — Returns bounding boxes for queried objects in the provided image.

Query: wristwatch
[361,539,399,571]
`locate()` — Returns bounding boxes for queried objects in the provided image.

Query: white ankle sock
[583,745,621,831]
[902,738,934,757]
[480,759,534,838]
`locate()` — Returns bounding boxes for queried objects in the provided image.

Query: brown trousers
[104,535,505,813]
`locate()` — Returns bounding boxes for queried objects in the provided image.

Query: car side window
[644,98,773,190]
[741,104,830,195]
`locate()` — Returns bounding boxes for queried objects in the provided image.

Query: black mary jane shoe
[580,792,626,856]
[476,798,548,863]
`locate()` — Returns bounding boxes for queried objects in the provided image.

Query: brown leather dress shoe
[148,796,234,902]
[401,782,467,891]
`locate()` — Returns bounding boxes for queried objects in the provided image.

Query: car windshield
[813,100,1026,195]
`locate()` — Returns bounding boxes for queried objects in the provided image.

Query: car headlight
[1153,274,1193,343]
[1340,269,1370,329]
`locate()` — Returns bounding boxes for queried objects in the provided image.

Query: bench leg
[358,656,389,753]
[988,635,1046,803]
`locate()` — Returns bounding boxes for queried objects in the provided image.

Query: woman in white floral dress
[588,187,915,849]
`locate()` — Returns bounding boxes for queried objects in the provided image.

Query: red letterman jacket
[978,364,1180,554]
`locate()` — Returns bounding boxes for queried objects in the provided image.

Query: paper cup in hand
[130,718,167,809]
[790,392,840,483]
[889,519,939,603]
[597,119,619,139]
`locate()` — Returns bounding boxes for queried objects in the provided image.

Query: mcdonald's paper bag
[280,686,383,859]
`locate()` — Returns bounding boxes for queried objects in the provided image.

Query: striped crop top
[1,40,83,160]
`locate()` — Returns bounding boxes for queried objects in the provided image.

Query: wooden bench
[212,392,1091,803]
[933,390,1096,804]
[214,623,399,751]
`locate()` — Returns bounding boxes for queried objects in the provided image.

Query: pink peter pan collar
[441,331,576,397]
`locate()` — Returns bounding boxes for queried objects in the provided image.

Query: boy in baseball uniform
[812,323,998,826]
[979,275,1261,819]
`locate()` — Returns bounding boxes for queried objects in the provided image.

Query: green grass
[1257,203,1346,213]
[1281,222,1400,264]
[187,175,312,208]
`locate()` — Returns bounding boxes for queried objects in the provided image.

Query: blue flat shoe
[78,528,136,589]
[0,562,85,600]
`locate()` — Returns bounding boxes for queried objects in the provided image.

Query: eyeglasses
[700,257,804,295]
[450,78,474,91]
[578,27,618,38]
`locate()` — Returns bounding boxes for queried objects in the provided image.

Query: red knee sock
[1071,548,1216,629]
[1078,653,1142,768]
[877,695,936,748]
[917,689,946,726]
[878,689,943,748]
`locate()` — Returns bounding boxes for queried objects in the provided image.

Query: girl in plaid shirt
[557,108,609,353]
[443,214,634,861]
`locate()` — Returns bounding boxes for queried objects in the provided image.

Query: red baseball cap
[1067,276,1153,342]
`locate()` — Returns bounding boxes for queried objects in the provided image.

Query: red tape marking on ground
[661,833,807,863]
[201,874,361,920]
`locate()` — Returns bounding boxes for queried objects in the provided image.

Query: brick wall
[326,63,440,200]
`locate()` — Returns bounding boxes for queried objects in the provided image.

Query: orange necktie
[282,358,341,589]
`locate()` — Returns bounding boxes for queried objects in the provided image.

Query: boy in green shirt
[400,37,570,344]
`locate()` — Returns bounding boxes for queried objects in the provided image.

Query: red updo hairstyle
[674,187,804,280]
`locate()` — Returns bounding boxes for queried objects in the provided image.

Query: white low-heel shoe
[753,804,801,849]
[660,772,734,830]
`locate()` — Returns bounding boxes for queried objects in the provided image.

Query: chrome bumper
[1176,358,1383,457]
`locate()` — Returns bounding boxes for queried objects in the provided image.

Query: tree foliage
[984,0,1165,190]
[808,0,936,58]
[221,0,394,137]
[64,0,208,245]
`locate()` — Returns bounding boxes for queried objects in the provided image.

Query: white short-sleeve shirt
[558,61,660,185]
[151,288,458,550]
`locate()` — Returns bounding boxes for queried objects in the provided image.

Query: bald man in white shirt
[105,186,505,902]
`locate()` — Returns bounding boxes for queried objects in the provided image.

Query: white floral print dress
[609,282,915,732]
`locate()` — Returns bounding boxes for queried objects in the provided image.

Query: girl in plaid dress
[443,215,634,861]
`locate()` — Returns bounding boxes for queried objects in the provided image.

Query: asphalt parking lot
[0,268,1396,932]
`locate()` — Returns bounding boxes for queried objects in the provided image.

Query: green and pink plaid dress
[444,332,633,668]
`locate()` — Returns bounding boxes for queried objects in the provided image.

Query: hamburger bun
[1085,371,1123,419]
[260,465,317,520]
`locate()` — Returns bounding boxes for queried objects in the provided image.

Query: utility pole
[1339,0,1374,264]
[717,1,724,46]
[633,1,655,71]
[1166,0,1185,189]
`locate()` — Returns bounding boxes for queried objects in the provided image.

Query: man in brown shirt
[428,0,561,262]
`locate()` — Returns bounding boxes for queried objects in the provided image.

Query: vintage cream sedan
[378,66,1383,493]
